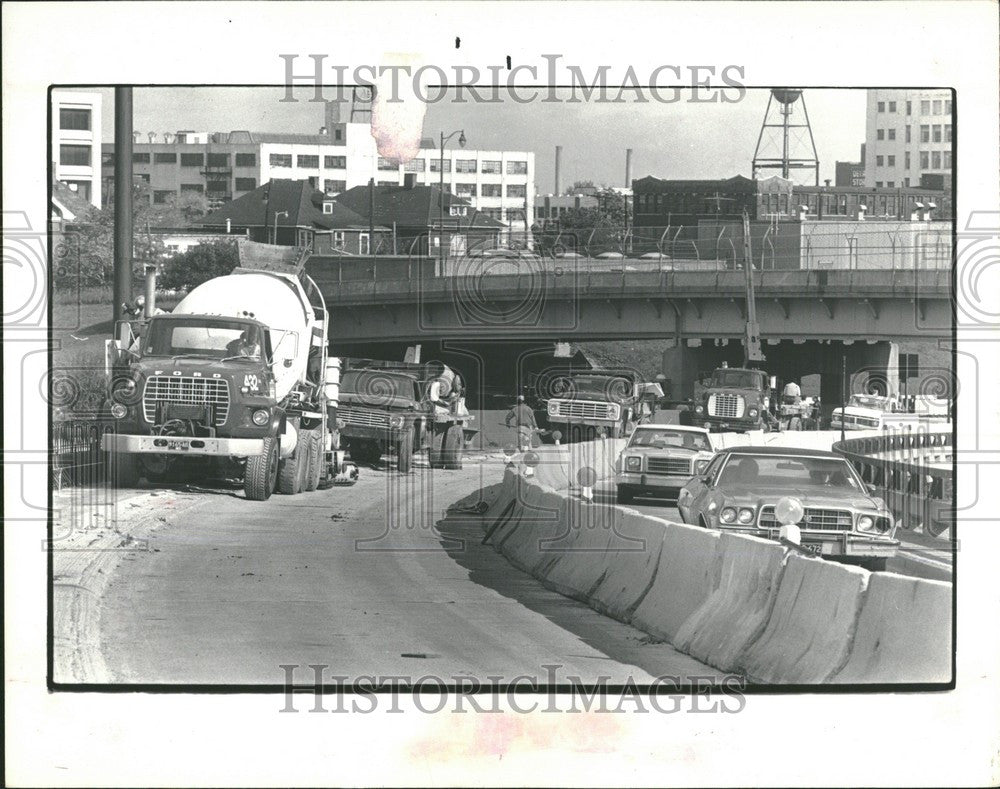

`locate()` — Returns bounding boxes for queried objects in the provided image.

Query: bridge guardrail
[833,429,953,539]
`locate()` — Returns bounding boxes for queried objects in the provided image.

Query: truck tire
[109,451,141,489]
[278,445,303,495]
[789,416,802,431]
[396,429,414,473]
[442,424,464,470]
[428,424,446,468]
[304,428,323,491]
[244,434,279,500]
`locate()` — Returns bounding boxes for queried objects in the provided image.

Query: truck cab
[544,370,640,441]
[694,366,771,433]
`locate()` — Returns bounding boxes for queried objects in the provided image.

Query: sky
[86,86,866,188]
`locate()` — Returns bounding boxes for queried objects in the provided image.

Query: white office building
[865,89,953,190]
[51,90,103,208]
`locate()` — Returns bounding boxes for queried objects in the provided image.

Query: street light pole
[439,129,465,273]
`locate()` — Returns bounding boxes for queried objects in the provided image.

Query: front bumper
[701,416,760,432]
[101,433,265,457]
[341,424,404,441]
[718,524,899,558]
[616,470,692,493]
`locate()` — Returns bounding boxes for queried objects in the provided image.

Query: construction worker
[505,395,538,451]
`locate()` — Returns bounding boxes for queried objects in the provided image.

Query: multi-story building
[865,89,953,189]
[51,90,102,208]
[101,108,535,233]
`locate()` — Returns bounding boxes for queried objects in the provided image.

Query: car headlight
[720,507,737,524]
[748,408,759,418]
[110,403,128,419]
[252,409,270,426]
[625,456,642,472]
[388,415,405,429]
[874,516,892,533]
[695,405,704,414]
[857,515,875,532]
[695,459,709,474]
[737,507,755,524]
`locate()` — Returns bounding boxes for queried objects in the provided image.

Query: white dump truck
[101,240,357,500]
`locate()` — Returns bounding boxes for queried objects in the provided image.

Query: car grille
[708,393,744,419]
[551,400,618,420]
[143,375,229,426]
[647,457,692,475]
[759,505,854,532]
[835,413,880,429]
[339,405,389,429]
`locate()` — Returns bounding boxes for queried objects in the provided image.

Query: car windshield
[629,428,711,451]
[849,394,890,410]
[555,374,634,402]
[717,455,862,490]
[711,370,763,389]
[341,370,418,404]
[143,318,263,360]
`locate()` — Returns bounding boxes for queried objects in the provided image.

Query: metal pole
[113,87,133,323]
[368,178,375,257]
[841,353,847,443]
[439,132,445,273]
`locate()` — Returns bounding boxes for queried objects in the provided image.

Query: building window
[920,125,930,143]
[455,159,477,173]
[235,153,257,167]
[920,151,930,169]
[270,153,292,168]
[505,208,523,222]
[307,176,318,188]
[403,159,426,172]
[887,155,896,167]
[906,101,912,115]
[132,152,151,164]
[903,178,910,187]
[875,155,884,166]
[180,183,204,193]
[932,151,941,169]
[334,128,343,141]
[135,173,150,183]
[932,125,942,142]
[875,182,883,188]
[59,144,91,166]
[455,183,476,196]
[377,157,398,170]
[778,193,788,214]
[481,160,502,174]
[181,152,204,167]
[206,181,228,196]
[324,180,346,194]
[101,151,115,166]
[153,190,174,204]
[506,184,527,198]
[943,151,952,169]
[932,99,942,114]
[377,180,397,187]
[235,177,256,191]
[887,128,896,141]
[322,202,334,214]
[332,231,345,249]
[888,101,897,112]
[429,159,451,173]
[359,233,370,255]
[944,99,952,115]
[887,181,895,188]
[507,160,528,175]
[154,152,177,164]
[59,107,91,130]
[905,151,911,169]
[205,153,228,167]
[877,101,885,112]
[449,205,468,217]
[905,125,911,143]
[481,184,502,197]
[944,124,952,142]
[324,155,346,169]
[876,129,884,141]
[297,154,319,168]
[921,100,931,114]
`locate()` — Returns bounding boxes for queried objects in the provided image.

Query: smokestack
[325,101,340,132]
[625,148,633,188]
[554,145,562,195]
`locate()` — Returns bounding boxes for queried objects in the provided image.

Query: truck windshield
[341,370,418,405]
[556,375,634,402]
[711,370,762,389]
[143,318,263,360]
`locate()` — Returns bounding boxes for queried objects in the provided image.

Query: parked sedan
[676,446,899,571]
[615,424,716,503]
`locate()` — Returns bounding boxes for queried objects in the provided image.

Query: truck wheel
[442,424,464,469]
[789,416,802,431]
[109,451,141,489]
[277,440,304,495]
[304,428,323,491]
[428,424,446,468]
[244,434,279,500]
[396,430,414,473]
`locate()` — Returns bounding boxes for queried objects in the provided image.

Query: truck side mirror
[283,358,293,368]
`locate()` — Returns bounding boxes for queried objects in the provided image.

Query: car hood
[622,446,709,457]
[832,406,883,418]
[720,485,884,511]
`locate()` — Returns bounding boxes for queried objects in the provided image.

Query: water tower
[752,88,820,185]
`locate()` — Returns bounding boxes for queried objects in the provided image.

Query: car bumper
[717,525,899,558]
[701,416,760,432]
[616,471,692,494]
[101,433,265,457]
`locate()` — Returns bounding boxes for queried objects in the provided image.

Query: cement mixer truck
[100,240,357,500]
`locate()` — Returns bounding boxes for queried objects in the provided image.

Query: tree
[158,240,238,291]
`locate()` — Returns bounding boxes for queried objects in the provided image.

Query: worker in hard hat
[505,395,539,451]
[782,380,802,404]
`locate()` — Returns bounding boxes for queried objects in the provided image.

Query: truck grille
[647,457,692,476]
[339,405,389,429]
[551,400,618,420]
[143,376,229,425]
[759,505,853,532]
[708,393,744,419]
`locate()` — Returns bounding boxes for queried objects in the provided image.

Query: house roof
[633,175,756,192]
[194,179,385,231]
[333,183,505,230]
[51,180,96,221]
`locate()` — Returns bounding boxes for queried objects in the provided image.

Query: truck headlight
[737,507,755,524]
[252,409,270,426]
[388,415,405,429]
[748,408,759,418]
[110,403,128,419]
[857,515,875,532]
[695,405,704,414]
[720,507,737,524]
[626,456,642,472]
[547,401,558,415]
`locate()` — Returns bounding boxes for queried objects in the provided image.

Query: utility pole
[742,211,764,367]
[113,87,133,323]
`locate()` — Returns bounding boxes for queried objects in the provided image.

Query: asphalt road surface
[98,455,720,685]
[595,481,953,582]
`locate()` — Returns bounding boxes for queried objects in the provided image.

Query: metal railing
[52,419,116,490]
